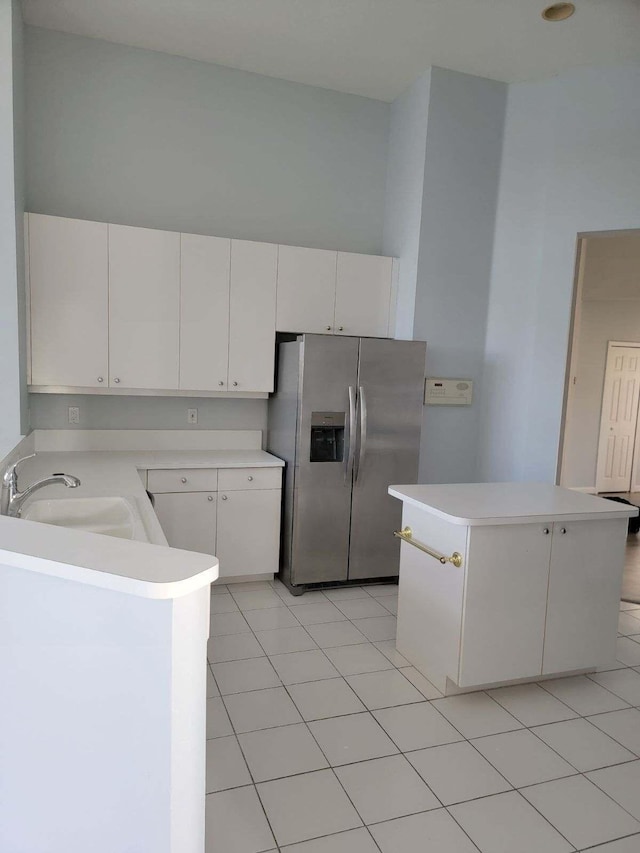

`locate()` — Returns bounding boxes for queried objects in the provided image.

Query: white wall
[412,68,506,483]
[382,71,431,340]
[479,64,640,483]
[0,0,24,457]
[29,394,267,435]
[561,234,640,490]
[24,27,389,254]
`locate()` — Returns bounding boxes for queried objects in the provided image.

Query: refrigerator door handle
[355,385,367,482]
[346,385,357,483]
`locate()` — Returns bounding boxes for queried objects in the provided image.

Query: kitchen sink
[22,496,149,542]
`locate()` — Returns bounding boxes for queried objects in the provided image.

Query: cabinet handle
[247,475,254,481]
[232,381,238,387]
[338,326,344,331]
[181,477,187,484]
[326,326,332,331]
[543,528,550,535]
[113,377,120,384]
[97,376,104,383]
[560,527,567,535]
[221,495,228,501]
[208,495,214,502]
[218,381,224,387]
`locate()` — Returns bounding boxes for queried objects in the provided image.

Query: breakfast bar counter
[389,483,637,695]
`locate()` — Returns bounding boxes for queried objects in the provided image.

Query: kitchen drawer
[218,467,282,491]
[147,468,218,494]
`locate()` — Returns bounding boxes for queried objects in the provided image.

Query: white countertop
[0,447,283,598]
[388,482,640,526]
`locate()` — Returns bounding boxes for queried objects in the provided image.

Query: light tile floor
[205,579,640,853]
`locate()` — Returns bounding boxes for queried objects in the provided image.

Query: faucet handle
[4,453,36,485]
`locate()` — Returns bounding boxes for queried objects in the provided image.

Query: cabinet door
[216,489,281,578]
[276,245,337,334]
[180,233,230,391]
[542,519,627,674]
[228,240,278,392]
[108,224,180,389]
[153,492,216,555]
[458,523,552,687]
[29,214,108,387]
[334,252,393,338]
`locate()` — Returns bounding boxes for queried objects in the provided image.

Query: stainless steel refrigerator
[267,334,426,593]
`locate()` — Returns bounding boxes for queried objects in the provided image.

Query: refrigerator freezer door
[291,335,360,585]
[348,338,426,580]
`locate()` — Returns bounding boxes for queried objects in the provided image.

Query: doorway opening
[558,230,640,602]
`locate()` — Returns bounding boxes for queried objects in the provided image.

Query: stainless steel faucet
[1,454,81,518]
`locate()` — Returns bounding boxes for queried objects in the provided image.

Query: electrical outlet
[68,406,80,425]
[187,408,198,425]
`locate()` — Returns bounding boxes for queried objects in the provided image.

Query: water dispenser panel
[310,412,345,462]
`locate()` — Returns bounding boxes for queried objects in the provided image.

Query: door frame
[556,229,640,489]
[595,341,640,494]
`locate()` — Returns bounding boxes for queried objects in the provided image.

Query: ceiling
[21,0,640,101]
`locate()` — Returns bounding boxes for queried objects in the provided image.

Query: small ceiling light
[542,3,576,21]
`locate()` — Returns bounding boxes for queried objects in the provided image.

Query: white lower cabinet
[153,492,217,555]
[216,489,281,579]
[150,467,282,580]
[542,519,627,674]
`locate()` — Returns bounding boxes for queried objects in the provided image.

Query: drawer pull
[208,495,214,502]
[393,526,463,568]
[221,495,228,501]
[248,475,254,481]
[181,477,187,484]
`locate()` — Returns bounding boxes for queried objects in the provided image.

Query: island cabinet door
[542,518,627,675]
[458,523,552,687]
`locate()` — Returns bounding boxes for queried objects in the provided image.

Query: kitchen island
[389,483,637,695]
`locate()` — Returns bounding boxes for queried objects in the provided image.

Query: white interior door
[596,345,640,493]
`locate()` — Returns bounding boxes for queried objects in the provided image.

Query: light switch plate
[68,406,80,424]
[425,378,473,406]
[187,408,198,424]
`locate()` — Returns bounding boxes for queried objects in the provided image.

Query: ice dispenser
[310,412,345,462]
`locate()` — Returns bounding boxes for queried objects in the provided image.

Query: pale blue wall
[24,27,389,254]
[382,71,431,340]
[0,0,24,454]
[413,68,506,483]
[479,64,640,483]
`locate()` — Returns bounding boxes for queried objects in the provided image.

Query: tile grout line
[208,585,640,850]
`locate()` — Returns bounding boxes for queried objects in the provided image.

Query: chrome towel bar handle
[393,526,463,568]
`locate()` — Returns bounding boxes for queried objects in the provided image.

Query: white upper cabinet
[228,240,278,393]
[26,214,397,395]
[180,234,231,392]
[29,214,108,387]
[108,224,180,390]
[334,252,393,338]
[276,245,337,334]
